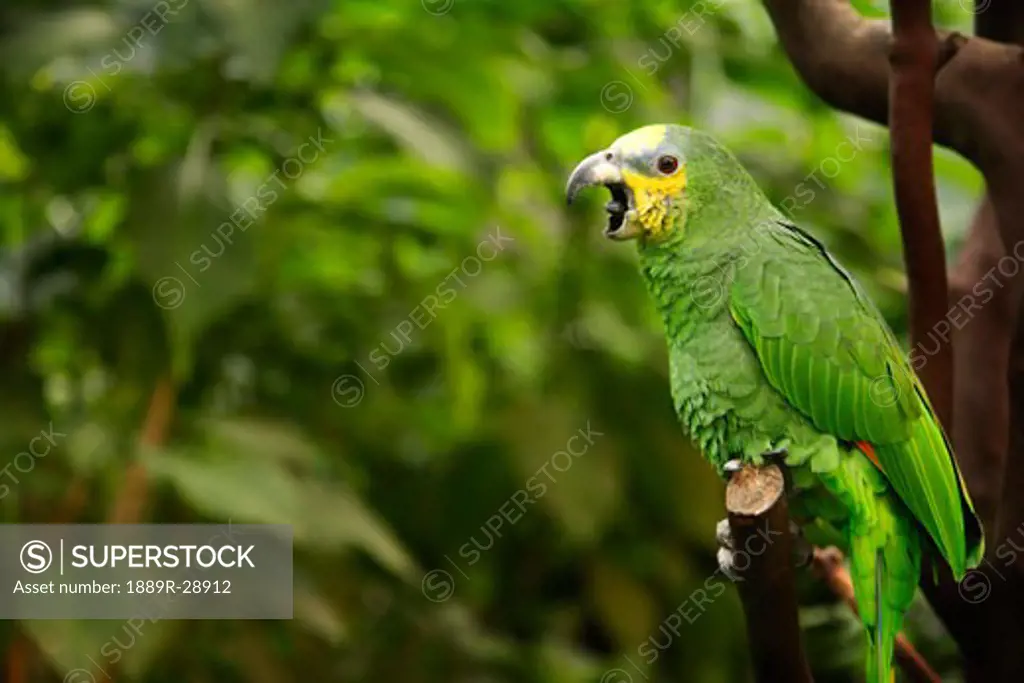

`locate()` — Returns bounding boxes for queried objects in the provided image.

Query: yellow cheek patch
[622,167,688,237]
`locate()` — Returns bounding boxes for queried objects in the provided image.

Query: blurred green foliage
[0,0,985,681]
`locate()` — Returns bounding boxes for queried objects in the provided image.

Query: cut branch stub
[725,463,814,683]
[726,463,785,516]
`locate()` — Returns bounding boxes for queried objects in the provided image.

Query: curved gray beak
[565,151,623,205]
[565,150,637,240]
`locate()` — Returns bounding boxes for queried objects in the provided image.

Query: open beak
[565,151,638,240]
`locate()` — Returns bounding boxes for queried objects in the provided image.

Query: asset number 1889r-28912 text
[126,579,231,594]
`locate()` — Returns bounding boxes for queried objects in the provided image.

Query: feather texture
[727,221,983,576]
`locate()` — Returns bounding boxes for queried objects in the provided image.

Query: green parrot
[565,124,984,682]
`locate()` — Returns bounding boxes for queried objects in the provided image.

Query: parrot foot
[722,453,786,476]
[714,517,813,580]
[715,518,745,582]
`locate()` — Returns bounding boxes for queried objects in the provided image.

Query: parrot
[565,124,984,683]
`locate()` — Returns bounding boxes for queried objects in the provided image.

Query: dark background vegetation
[0,0,989,681]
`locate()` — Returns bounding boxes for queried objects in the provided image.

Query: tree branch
[949,197,1019,538]
[107,375,175,524]
[888,0,951,426]
[5,636,28,683]
[979,0,1024,637]
[760,0,1024,249]
[932,197,1024,676]
[974,0,1024,44]
[726,464,814,683]
[760,0,892,127]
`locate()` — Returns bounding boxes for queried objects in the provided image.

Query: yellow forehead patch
[614,125,669,155]
[622,166,687,239]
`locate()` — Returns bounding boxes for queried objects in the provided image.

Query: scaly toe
[717,547,744,582]
[715,518,735,550]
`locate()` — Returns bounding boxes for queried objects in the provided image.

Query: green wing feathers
[875,384,985,576]
[728,222,984,578]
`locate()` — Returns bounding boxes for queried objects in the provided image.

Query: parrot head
[566,124,754,246]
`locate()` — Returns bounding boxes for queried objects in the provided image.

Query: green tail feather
[874,391,984,579]
[864,550,897,683]
[843,485,921,683]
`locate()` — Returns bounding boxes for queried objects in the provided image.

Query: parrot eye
[656,155,679,175]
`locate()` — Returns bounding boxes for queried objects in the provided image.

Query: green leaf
[145,447,416,579]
